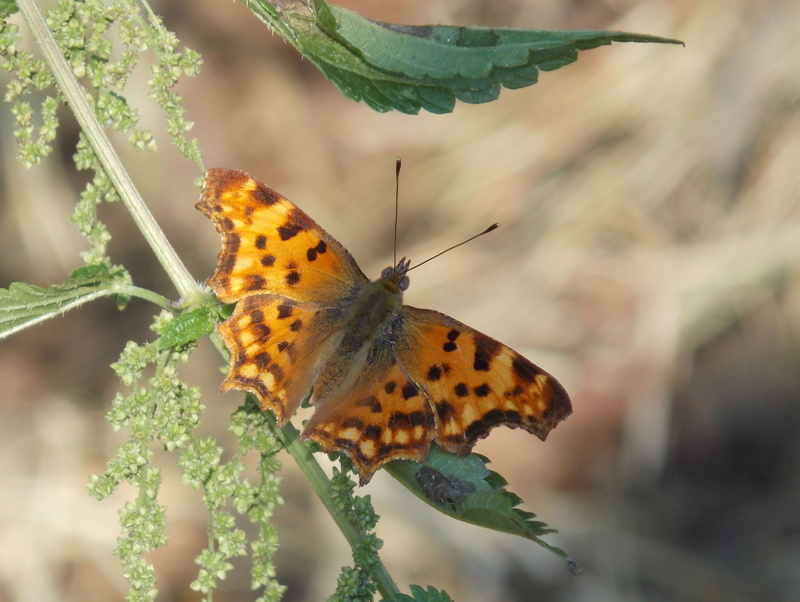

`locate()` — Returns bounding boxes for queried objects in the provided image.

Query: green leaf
[386,445,579,571]
[0,263,129,339]
[246,0,682,114]
[388,584,454,602]
[0,0,18,19]
[155,306,216,349]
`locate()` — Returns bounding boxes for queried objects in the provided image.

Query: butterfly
[197,167,572,485]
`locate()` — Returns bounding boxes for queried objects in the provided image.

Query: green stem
[261,407,401,599]
[116,285,174,310]
[17,0,199,302]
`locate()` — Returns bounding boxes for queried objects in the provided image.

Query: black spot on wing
[388,412,411,428]
[436,400,455,421]
[245,274,266,291]
[473,383,491,397]
[252,184,280,206]
[401,382,419,399]
[218,239,239,274]
[427,365,442,381]
[511,355,539,383]
[334,437,355,451]
[307,240,327,261]
[278,220,304,241]
[364,424,382,440]
[280,341,298,363]
[254,352,271,369]
[473,336,501,372]
[268,363,285,382]
[410,410,433,427]
[286,270,301,286]
[342,417,365,430]
[251,323,271,340]
[463,409,524,444]
[443,329,460,352]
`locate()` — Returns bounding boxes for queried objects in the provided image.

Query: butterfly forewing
[197,168,368,304]
[396,306,572,454]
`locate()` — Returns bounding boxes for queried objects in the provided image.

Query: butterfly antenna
[394,158,401,266]
[409,222,501,272]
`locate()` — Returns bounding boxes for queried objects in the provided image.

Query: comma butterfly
[197,168,572,485]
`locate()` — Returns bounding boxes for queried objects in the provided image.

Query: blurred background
[1,0,799,600]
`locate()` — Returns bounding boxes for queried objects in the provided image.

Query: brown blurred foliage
[1,0,799,600]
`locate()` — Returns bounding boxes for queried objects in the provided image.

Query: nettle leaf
[247,0,682,114]
[0,264,130,339]
[386,445,579,571]
[387,584,454,602]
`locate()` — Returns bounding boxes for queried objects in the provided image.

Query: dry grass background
[1,0,799,600]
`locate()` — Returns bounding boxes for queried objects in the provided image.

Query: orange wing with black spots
[395,306,572,454]
[217,295,344,424]
[302,341,436,484]
[197,168,572,485]
[301,305,572,484]
[197,168,368,304]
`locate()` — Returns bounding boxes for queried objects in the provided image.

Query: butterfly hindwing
[302,341,436,485]
[219,295,345,424]
[396,306,572,455]
[197,168,368,304]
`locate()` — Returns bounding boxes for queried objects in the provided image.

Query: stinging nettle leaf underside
[247,0,682,114]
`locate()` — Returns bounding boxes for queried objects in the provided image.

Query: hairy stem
[117,285,174,310]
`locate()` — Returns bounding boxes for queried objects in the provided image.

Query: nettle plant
[0,1,679,600]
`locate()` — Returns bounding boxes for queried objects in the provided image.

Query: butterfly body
[307,262,406,402]
[198,168,571,484]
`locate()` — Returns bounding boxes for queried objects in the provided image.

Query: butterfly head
[379,257,411,293]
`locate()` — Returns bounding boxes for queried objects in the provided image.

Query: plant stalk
[264,410,401,599]
[17,0,199,302]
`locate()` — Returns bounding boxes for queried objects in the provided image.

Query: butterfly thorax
[312,259,411,401]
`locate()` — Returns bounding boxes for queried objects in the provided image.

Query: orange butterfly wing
[217,295,345,424]
[302,306,571,483]
[197,168,368,423]
[395,306,571,454]
[197,168,368,304]
[302,340,437,484]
